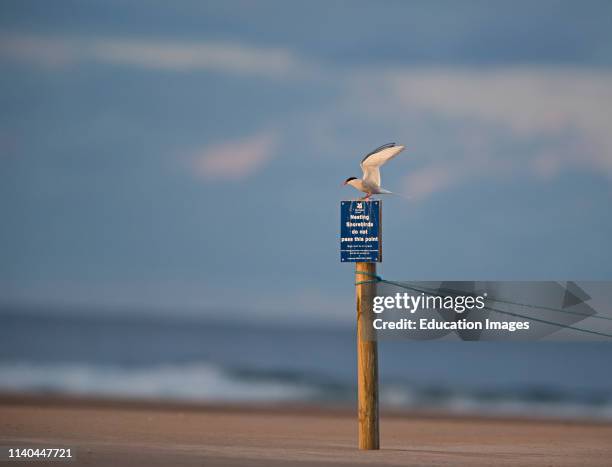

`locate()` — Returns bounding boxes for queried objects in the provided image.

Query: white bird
[343,142,405,200]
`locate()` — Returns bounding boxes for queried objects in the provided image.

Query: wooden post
[356,261,380,450]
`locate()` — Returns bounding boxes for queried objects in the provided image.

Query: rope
[354,270,382,286]
[379,280,612,339]
[393,281,612,322]
[353,273,612,339]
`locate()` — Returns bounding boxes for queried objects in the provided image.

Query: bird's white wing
[360,144,405,187]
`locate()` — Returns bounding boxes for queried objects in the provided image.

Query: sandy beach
[1,395,611,466]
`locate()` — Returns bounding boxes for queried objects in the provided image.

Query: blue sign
[340,200,382,263]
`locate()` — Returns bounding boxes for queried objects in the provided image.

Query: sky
[1,0,612,324]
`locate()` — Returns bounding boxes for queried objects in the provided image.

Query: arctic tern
[343,143,405,200]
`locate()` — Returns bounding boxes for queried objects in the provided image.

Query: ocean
[1,309,612,420]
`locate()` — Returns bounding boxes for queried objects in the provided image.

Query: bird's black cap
[344,176,358,184]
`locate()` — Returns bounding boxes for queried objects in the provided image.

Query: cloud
[0,35,79,67]
[386,68,611,144]
[190,130,278,181]
[92,39,303,77]
[345,67,612,198]
[0,33,307,77]
[3,34,610,199]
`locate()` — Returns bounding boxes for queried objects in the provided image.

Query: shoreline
[1,391,611,426]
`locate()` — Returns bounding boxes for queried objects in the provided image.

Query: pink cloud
[191,131,278,181]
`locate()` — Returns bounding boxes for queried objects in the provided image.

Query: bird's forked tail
[379,188,413,201]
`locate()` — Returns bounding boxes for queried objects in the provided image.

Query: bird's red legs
[360,193,372,201]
